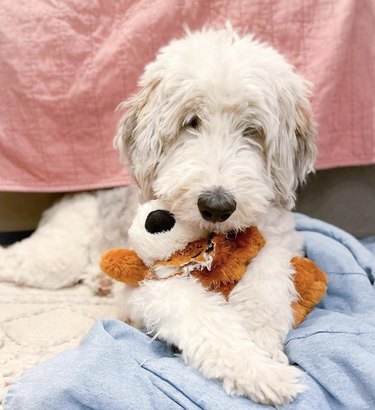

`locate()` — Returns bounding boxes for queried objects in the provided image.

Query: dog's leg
[115,283,145,329]
[0,193,101,289]
[87,186,139,295]
[129,276,304,406]
[229,239,298,364]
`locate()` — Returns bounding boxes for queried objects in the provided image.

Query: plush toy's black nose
[145,210,176,234]
[198,187,236,223]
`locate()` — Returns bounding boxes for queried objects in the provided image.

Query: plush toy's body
[101,226,264,298]
[101,201,327,327]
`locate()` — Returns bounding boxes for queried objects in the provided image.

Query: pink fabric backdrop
[0,0,374,192]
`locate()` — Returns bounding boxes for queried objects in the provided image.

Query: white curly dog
[0,27,317,405]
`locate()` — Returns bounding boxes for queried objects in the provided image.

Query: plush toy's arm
[291,257,328,327]
[100,249,148,286]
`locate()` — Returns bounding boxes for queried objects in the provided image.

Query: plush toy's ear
[291,257,327,326]
[100,249,148,286]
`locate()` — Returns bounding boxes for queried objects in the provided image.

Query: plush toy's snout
[145,210,176,234]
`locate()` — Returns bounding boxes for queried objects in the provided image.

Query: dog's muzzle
[198,187,236,223]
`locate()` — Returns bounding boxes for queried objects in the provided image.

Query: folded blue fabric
[4,214,375,410]
[361,236,375,257]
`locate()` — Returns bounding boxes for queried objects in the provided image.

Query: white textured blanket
[0,283,115,405]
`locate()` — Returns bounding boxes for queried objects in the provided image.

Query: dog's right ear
[114,78,162,199]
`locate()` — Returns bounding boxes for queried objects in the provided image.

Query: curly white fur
[114,26,316,405]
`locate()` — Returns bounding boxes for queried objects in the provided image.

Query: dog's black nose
[197,187,236,223]
[145,210,175,234]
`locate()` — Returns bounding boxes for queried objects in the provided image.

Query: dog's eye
[184,115,200,129]
[243,126,259,137]
[243,126,264,150]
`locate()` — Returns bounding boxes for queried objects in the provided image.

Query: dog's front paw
[250,329,289,364]
[87,270,114,296]
[223,359,305,406]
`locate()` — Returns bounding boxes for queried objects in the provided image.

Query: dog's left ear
[267,80,317,209]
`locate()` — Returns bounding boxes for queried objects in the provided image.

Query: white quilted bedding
[0,282,116,406]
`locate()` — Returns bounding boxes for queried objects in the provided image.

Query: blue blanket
[4,214,375,410]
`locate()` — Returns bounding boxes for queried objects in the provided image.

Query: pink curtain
[0,0,374,192]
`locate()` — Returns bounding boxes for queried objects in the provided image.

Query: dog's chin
[172,210,260,235]
[198,219,244,234]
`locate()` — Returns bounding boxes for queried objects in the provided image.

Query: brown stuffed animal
[101,226,327,327]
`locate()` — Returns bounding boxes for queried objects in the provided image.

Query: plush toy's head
[102,199,265,293]
[128,200,206,266]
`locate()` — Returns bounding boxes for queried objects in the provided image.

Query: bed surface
[0,282,115,405]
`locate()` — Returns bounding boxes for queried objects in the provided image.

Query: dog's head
[115,27,316,232]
